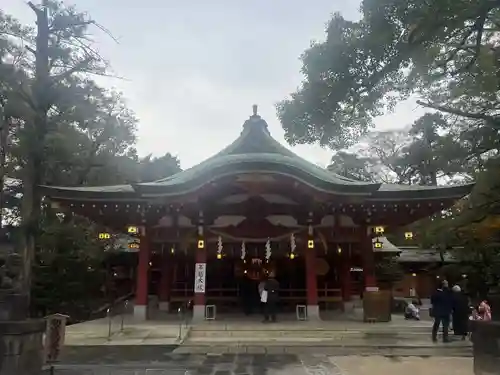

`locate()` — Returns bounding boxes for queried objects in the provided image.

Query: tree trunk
[0,106,7,226]
[19,1,50,312]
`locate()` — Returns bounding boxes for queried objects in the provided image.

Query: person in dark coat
[431,280,453,342]
[240,275,256,315]
[263,270,279,322]
[451,285,469,339]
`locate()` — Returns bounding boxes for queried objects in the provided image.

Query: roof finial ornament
[252,104,258,117]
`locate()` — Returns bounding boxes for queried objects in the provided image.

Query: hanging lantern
[374,239,383,249]
[337,246,342,254]
[128,242,139,249]
[240,241,246,260]
[127,226,138,234]
[374,226,385,234]
[404,231,413,240]
[197,239,205,249]
[307,240,314,249]
[98,232,111,239]
[290,253,295,259]
[265,239,272,261]
[170,246,175,254]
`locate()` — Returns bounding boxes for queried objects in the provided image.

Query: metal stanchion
[177,306,183,340]
[107,308,112,341]
[120,300,128,332]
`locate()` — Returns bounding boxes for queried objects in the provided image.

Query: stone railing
[471,320,500,375]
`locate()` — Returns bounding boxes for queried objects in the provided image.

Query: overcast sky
[4,0,427,169]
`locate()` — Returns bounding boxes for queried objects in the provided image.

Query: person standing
[263,270,279,322]
[431,280,453,343]
[451,285,469,339]
[258,275,266,316]
[478,300,492,321]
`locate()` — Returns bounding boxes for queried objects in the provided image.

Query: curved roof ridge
[151,111,378,188]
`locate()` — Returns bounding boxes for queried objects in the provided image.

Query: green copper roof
[41,106,474,201]
[134,110,380,196]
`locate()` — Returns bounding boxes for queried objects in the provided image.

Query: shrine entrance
[204,241,307,316]
[167,238,347,318]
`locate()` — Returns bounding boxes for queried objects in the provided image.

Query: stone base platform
[50,353,474,375]
[180,319,472,357]
[0,319,45,375]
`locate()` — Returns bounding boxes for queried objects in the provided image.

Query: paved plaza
[53,316,474,374]
[47,353,473,375]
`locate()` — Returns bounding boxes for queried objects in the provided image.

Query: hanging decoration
[240,241,246,261]
[209,228,303,243]
[197,212,204,249]
[374,238,383,249]
[98,232,111,240]
[374,226,385,234]
[404,231,413,240]
[265,238,272,262]
[217,236,223,259]
[307,224,314,249]
[290,233,296,259]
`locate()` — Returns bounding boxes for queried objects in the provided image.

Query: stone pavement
[64,317,186,345]
[46,353,474,375]
[332,356,473,375]
[46,354,473,375]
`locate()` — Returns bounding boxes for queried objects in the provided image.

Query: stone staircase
[177,321,472,356]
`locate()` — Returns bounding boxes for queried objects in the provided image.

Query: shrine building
[41,106,474,321]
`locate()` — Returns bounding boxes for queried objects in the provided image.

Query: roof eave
[40,185,139,201]
[369,183,474,201]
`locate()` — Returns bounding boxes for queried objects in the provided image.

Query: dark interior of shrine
[107,240,367,314]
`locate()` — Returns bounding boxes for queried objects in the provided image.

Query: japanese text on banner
[194,263,206,293]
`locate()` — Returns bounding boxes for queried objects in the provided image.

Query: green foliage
[278,0,500,151]
[138,153,181,182]
[31,211,107,318]
[327,151,376,182]
[375,256,405,286]
[328,112,468,185]
[0,1,183,316]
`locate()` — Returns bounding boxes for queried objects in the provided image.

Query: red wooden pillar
[158,250,171,312]
[134,228,150,320]
[361,228,377,289]
[305,245,318,305]
[193,211,206,321]
[193,246,206,307]
[305,219,319,319]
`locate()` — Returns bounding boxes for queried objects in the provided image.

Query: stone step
[184,336,472,347]
[174,344,472,357]
[188,331,435,339]
[189,327,437,338]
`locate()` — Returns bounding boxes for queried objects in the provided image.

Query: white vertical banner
[194,263,206,294]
